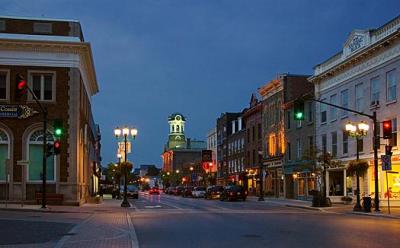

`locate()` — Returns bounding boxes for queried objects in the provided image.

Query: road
[0,192,400,247]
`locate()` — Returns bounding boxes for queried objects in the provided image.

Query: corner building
[309,16,400,205]
[0,16,100,205]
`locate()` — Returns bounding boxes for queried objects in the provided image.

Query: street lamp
[116,154,122,199]
[114,126,138,207]
[345,121,369,211]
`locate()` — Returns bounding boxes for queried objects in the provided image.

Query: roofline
[0,15,80,23]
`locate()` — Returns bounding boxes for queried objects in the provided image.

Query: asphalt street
[0,192,400,248]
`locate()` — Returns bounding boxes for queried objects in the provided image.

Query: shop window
[329,171,344,196]
[298,178,305,196]
[0,130,9,181]
[307,177,316,191]
[28,130,55,181]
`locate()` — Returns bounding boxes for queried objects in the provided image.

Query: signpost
[381,155,392,214]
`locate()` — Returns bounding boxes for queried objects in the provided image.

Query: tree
[146,166,160,177]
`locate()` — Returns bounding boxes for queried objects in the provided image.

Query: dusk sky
[1,0,399,168]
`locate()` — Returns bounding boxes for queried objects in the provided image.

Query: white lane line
[54,213,95,248]
[127,211,140,248]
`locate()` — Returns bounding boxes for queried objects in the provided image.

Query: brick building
[0,16,100,205]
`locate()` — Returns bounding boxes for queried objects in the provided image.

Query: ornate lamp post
[345,121,369,211]
[114,127,138,207]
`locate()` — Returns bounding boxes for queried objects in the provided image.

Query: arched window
[176,125,180,132]
[172,125,175,132]
[0,129,9,181]
[28,130,55,181]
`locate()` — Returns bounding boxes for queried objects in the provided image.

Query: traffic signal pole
[311,98,380,211]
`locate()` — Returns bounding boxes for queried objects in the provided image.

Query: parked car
[168,187,178,195]
[192,186,206,198]
[149,187,160,195]
[220,185,247,201]
[182,186,194,197]
[121,185,138,199]
[204,185,224,199]
[175,186,185,195]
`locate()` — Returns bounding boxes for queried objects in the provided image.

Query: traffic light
[385,145,393,156]
[383,120,392,139]
[53,140,61,155]
[53,119,63,137]
[294,100,305,120]
[15,74,27,99]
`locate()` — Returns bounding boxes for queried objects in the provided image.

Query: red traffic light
[18,80,27,90]
[15,74,28,99]
[383,120,392,139]
[53,140,61,154]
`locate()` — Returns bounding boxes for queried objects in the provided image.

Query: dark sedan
[182,186,194,197]
[204,185,224,199]
[220,185,247,201]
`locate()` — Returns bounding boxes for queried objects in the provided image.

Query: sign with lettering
[0,105,38,119]
[381,155,392,171]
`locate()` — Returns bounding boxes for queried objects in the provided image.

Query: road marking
[54,213,95,248]
[127,211,140,248]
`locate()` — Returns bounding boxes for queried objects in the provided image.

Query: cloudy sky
[1,0,399,167]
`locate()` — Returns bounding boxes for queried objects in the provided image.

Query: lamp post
[345,121,369,211]
[190,166,194,186]
[114,127,138,207]
[116,154,122,200]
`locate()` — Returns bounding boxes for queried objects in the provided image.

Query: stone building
[226,116,245,185]
[309,15,400,205]
[0,16,100,205]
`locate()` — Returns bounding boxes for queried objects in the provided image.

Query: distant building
[161,113,206,185]
[206,127,217,175]
[139,164,157,177]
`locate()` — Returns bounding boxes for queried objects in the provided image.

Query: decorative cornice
[0,38,99,97]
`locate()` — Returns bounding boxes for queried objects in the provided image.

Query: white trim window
[370,76,380,104]
[0,70,10,101]
[28,71,56,102]
[296,138,301,160]
[340,89,349,117]
[28,130,55,182]
[320,99,327,124]
[386,69,397,102]
[355,83,364,112]
[330,94,337,121]
[0,129,9,181]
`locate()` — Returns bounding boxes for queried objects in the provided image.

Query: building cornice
[0,38,99,97]
[258,79,282,99]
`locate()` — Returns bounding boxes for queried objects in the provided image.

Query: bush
[347,160,369,177]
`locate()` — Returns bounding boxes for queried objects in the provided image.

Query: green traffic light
[55,128,62,137]
[294,112,304,120]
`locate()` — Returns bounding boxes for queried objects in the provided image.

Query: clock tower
[167,113,186,149]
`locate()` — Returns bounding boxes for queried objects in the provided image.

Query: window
[287,142,291,160]
[296,120,302,128]
[296,139,301,159]
[307,101,313,122]
[370,76,380,104]
[320,100,327,124]
[0,130,9,181]
[330,94,337,121]
[355,83,364,112]
[33,22,52,34]
[387,69,397,102]
[0,20,5,31]
[287,111,291,129]
[298,178,305,196]
[0,71,9,100]
[343,131,348,155]
[340,89,349,117]
[389,118,397,147]
[28,130,55,181]
[29,72,55,101]
[331,132,337,157]
[268,134,276,156]
[322,134,327,153]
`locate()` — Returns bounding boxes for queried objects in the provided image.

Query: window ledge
[320,122,327,126]
[386,100,397,106]
[340,115,348,120]
[330,119,337,123]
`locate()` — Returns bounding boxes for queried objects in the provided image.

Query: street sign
[0,105,38,119]
[381,155,392,171]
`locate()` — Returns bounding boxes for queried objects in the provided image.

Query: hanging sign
[0,105,38,119]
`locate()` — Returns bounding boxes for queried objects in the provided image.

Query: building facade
[206,127,218,176]
[242,94,262,195]
[309,16,400,205]
[259,77,285,198]
[0,16,100,205]
[281,75,316,200]
[226,116,245,185]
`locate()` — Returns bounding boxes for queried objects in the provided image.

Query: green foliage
[146,166,160,176]
[347,160,369,177]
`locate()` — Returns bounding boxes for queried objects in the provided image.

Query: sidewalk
[248,196,400,219]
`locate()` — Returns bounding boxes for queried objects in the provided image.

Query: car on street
[182,186,194,197]
[192,186,206,198]
[204,185,224,199]
[121,185,139,199]
[149,187,160,195]
[175,186,185,195]
[220,185,247,201]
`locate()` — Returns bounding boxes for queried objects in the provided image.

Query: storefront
[245,168,258,195]
[265,160,285,198]
[326,168,350,203]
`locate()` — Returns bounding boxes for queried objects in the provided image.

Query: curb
[349,211,400,220]
[0,207,88,214]
[284,204,322,211]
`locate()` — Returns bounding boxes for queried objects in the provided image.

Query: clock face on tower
[176,116,181,121]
